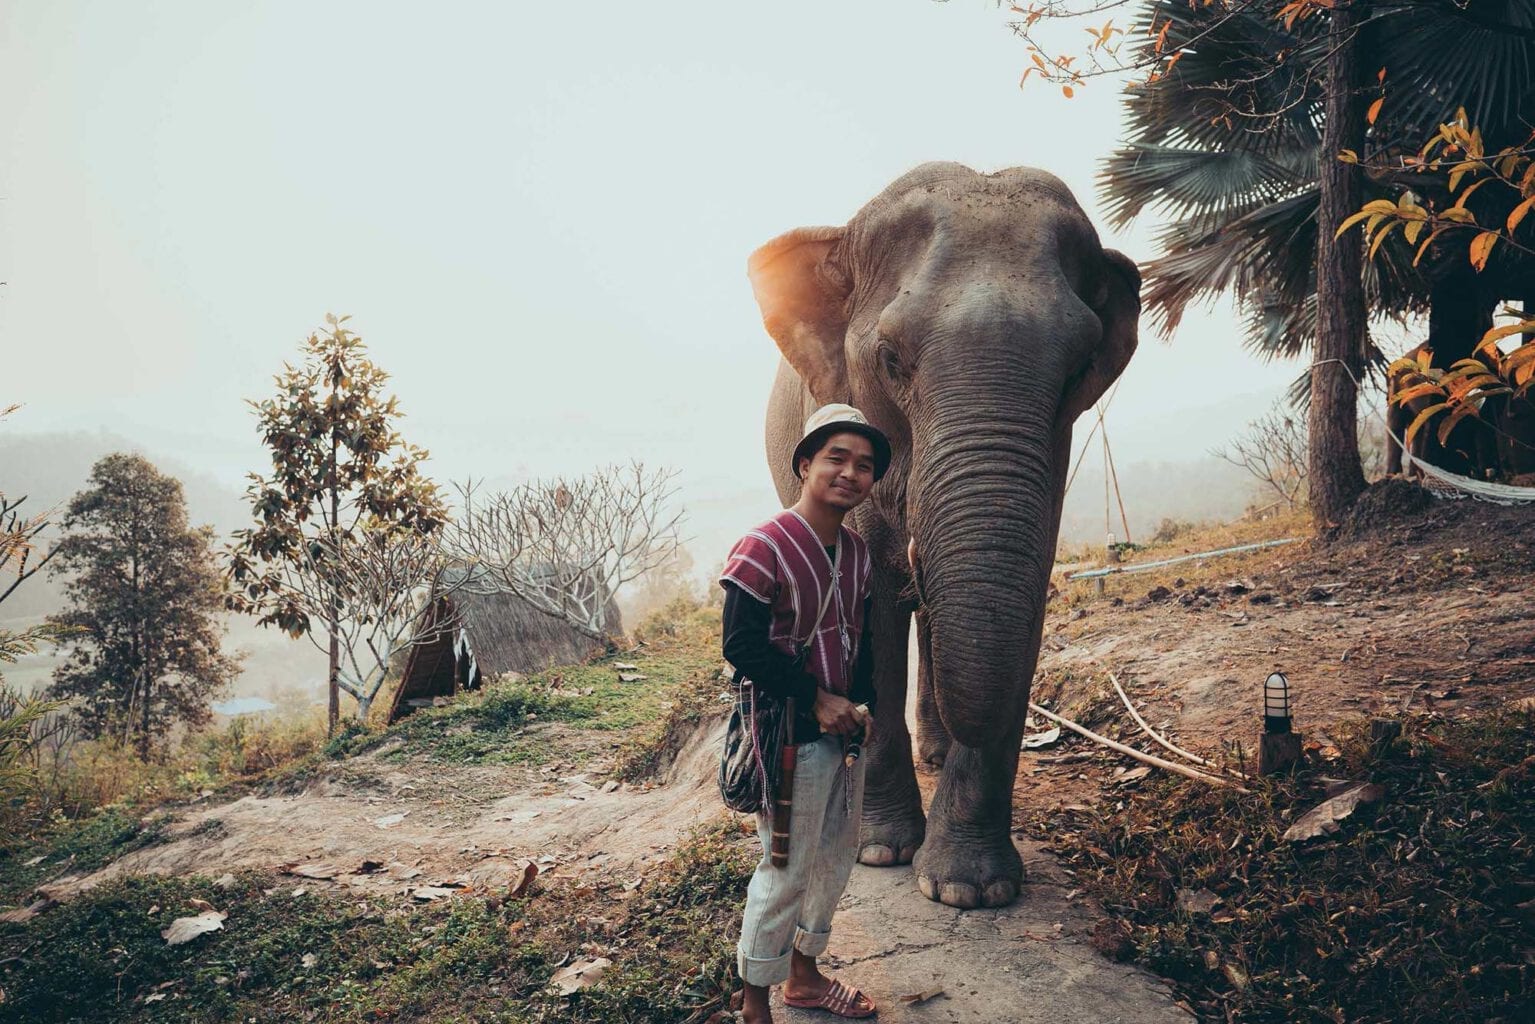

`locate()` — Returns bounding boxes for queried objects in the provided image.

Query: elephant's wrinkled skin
[747,163,1140,909]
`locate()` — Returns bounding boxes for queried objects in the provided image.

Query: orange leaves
[1351,102,1535,276]
[1469,230,1499,271]
[1018,46,1083,97]
[1084,19,1122,51]
[1507,196,1535,234]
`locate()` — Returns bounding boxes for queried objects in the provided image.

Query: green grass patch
[344,606,725,768]
[0,816,757,1024]
[1031,711,1535,1023]
[0,807,174,906]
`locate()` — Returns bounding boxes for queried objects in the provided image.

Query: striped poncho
[718,508,871,696]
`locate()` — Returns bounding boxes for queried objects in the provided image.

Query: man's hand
[813,690,869,736]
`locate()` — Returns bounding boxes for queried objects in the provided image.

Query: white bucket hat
[792,404,893,482]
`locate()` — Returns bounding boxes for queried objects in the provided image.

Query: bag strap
[798,537,840,658]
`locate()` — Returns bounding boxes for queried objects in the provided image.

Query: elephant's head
[749,163,1140,747]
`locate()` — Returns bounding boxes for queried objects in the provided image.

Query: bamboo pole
[1108,673,1228,772]
[1027,702,1247,792]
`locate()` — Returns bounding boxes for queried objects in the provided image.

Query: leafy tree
[47,454,239,760]
[1007,0,1535,524]
[227,314,448,732]
[0,404,69,678]
[1,404,71,829]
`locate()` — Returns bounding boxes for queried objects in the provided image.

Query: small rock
[1147,585,1172,602]
[601,780,620,793]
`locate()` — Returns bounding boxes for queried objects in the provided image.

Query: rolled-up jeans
[736,733,867,987]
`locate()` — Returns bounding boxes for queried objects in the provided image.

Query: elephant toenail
[983,881,1018,907]
[897,844,921,863]
[859,845,895,866]
[940,883,980,909]
[918,875,937,900]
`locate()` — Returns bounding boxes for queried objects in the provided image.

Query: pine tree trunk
[140,665,151,762]
[327,408,341,737]
[1308,0,1370,530]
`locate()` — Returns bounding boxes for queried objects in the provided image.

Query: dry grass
[1054,507,1312,609]
[1030,711,1535,1023]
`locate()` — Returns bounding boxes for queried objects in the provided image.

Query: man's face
[798,431,877,511]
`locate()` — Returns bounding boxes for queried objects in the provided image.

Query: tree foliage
[1001,0,1535,519]
[47,454,240,760]
[226,314,449,730]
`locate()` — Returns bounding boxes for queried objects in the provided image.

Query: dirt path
[781,841,1191,1023]
[40,720,725,903]
[1034,496,1535,759]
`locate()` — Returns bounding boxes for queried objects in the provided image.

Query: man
[719,403,891,1022]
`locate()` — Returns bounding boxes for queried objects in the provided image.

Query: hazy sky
[2,1,1309,561]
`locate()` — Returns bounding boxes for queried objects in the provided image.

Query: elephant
[746,162,1141,909]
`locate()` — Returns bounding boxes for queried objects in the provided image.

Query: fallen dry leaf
[898,987,945,1005]
[1176,888,1222,915]
[411,886,457,901]
[1283,782,1385,842]
[550,956,611,996]
[1021,726,1062,750]
[162,909,227,945]
[508,861,540,899]
[280,862,343,880]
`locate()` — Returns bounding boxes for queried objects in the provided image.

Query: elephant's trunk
[909,382,1062,749]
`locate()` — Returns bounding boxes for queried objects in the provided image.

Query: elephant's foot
[912,828,1023,909]
[857,807,925,866]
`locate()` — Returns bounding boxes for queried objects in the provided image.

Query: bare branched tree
[270,523,465,720]
[447,463,684,643]
[1213,405,1310,509]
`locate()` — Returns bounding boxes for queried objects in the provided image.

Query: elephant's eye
[877,343,910,385]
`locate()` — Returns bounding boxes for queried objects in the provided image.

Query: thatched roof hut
[387,568,621,723]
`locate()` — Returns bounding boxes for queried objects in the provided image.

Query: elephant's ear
[1065,248,1141,419]
[747,226,852,404]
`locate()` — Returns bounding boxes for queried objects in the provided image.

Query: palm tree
[1101,0,1535,514]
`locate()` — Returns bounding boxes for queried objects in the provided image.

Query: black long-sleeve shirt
[721,566,876,743]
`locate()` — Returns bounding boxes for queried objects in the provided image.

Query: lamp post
[1258,671,1303,774]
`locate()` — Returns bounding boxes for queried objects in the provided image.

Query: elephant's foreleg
[912,723,1025,909]
[857,578,925,867]
[913,608,950,769]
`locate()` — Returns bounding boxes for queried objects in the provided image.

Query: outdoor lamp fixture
[1263,671,1291,734]
[1258,670,1302,774]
